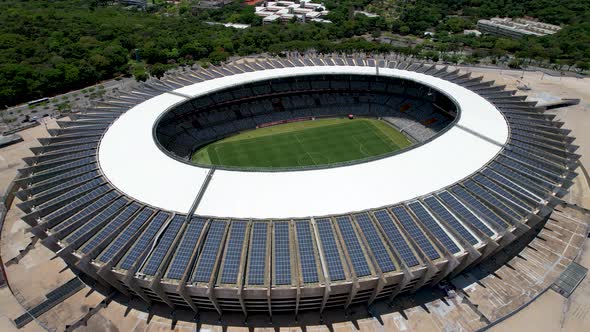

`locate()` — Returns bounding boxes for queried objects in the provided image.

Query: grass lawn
[191,118,412,168]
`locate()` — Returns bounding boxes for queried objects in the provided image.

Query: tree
[575,61,590,72]
[149,63,168,79]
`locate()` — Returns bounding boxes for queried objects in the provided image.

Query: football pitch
[191,118,412,168]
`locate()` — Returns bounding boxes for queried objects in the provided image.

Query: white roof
[98,66,508,218]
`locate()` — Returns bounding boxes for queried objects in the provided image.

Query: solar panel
[34,171,98,198]
[220,221,247,284]
[165,217,206,280]
[462,179,523,223]
[39,178,104,213]
[335,216,371,277]
[473,174,531,212]
[450,186,510,229]
[372,210,420,267]
[35,156,96,176]
[53,129,104,137]
[64,197,128,244]
[261,60,273,69]
[254,61,269,70]
[422,197,479,245]
[141,215,185,276]
[30,164,97,191]
[35,149,96,166]
[509,139,566,164]
[118,211,170,270]
[46,136,100,146]
[39,142,97,155]
[79,203,141,254]
[497,155,559,185]
[510,131,567,152]
[315,218,346,281]
[390,206,440,260]
[13,278,84,328]
[490,161,551,192]
[51,189,116,232]
[97,208,154,263]
[407,202,462,254]
[295,220,319,283]
[510,141,567,161]
[503,151,564,180]
[290,58,304,66]
[192,220,227,283]
[436,191,495,237]
[273,222,291,285]
[248,222,268,285]
[354,213,396,273]
[510,130,567,149]
[482,168,541,203]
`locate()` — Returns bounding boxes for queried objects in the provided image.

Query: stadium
[13,55,578,319]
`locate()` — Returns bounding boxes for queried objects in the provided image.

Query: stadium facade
[14,56,578,317]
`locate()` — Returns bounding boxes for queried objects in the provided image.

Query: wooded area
[0,0,588,107]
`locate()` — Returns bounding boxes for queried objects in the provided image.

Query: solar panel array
[436,191,495,237]
[450,186,511,229]
[166,217,206,280]
[248,223,268,285]
[35,171,98,198]
[354,213,396,272]
[462,179,523,223]
[482,168,540,203]
[315,218,346,281]
[118,211,170,270]
[372,210,420,267]
[35,156,96,176]
[220,221,247,284]
[407,202,461,254]
[97,208,154,263]
[496,155,557,185]
[390,206,440,260]
[273,222,292,285]
[192,220,227,283]
[503,151,563,180]
[64,197,128,244]
[141,215,185,276]
[41,180,106,221]
[422,197,479,245]
[52,190,118,232]
[489,162,548,195]
[473,175,530,212]
[79,202,141,254]
[335,216,371,277]
[295,220,319,283]
[30,164,97,193]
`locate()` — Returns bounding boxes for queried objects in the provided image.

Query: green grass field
[191,118,412,168]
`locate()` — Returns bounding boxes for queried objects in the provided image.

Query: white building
[256,0,331,24]
[477,17,561,39]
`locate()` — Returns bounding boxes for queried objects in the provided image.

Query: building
[463,29,482,37]
[195,0,233,9]
[256,0,331,24]
[116,0,147,8]
[14,56,577,318]
[354,10,379,18]
[477,17,561,39]
[205,21,251,29]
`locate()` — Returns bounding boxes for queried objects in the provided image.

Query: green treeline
[0,0,588,107]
